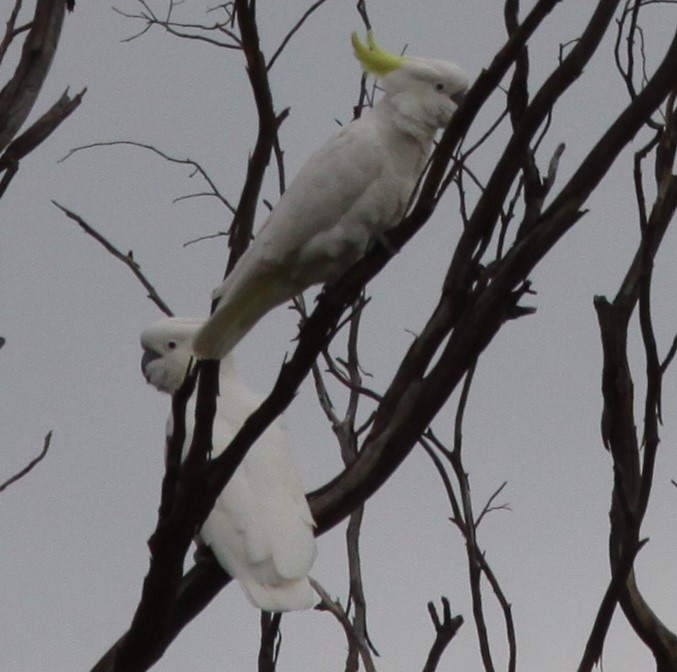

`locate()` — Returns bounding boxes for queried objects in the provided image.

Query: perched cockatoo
[192,31,468,360]
[140,317,317,611]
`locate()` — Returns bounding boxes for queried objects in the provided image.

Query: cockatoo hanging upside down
[192,31,468,360]
[140,317,317,611]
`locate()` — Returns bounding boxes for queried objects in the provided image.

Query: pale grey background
[1,1,676,670]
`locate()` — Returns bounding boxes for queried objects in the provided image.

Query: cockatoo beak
[451,90,466,105]
[141,348,162,381]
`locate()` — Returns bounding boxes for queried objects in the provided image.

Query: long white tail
[193,266,296,360]
[243,576,315,612]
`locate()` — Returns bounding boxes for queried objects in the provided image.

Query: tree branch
[59,140,236,215]
[0,431,52,494]
[422,598,463,672]
[52,202,174,317]
[0,0,69,154]
[311,578,378,672]
[258,612,282,672]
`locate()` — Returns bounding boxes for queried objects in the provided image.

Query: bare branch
[591,76,677,668]
[0,0,27,68]
[310,578,378,672]
[220,1,281,276]
[474,481,511,529]
[258,612,282,672]
[422,598,464,672]
[0,87,85,198]
[577,539,648,672]
[0,431,53,494]
[266,0,331,71]
[660,332,677,374]
[59,140,236,215]
[113,0,241,48]
[52,202,174,317]
[0,0,68,154]
[423,361,516,672]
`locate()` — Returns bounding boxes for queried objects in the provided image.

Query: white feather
[192,40,468,360]
[141,317,317,612]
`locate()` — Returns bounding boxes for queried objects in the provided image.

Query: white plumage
[192,32,468,360]
[140,317,317,611]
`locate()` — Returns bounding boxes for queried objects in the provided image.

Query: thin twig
[52,202,174,317]
[475,481,511,529]
[0,0,26,67]
[267,0,331,71]
[59,140,236,215]
[0,432,53,494]
[113,0,241,48]
[310,578,378,672]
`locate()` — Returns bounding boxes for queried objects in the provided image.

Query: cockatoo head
[351,31,468,129]
[140,317,204,395]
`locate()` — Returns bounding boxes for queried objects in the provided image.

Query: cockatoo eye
[435,83,445,91]
[167,340,177,350]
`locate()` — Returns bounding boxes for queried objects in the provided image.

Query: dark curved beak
[141,348,161,380]
[451,90,466,105]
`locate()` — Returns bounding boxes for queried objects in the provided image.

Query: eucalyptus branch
[0,431,52,494]
[52,202,174,317]
[258,612,282,672]
[311,579,378,672]
[0,87,85,198]
[475,481,511,529]
[422,598,464,672]
[113,0,241,48]
[0,0,26,68]
[0,0,70,154]
[59,140,236,215]
[660,333,677,374]
[588,32,677,669]
[266,0,331,71]
[220,0,282,276]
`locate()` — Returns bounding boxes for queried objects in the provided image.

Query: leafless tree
[47,0,677,670]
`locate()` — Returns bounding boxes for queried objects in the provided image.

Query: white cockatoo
[140,317,317,611]
[192,31,468,360]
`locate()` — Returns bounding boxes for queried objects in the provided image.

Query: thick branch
[0,0,68,154]
[258,612,282,672]
[591,76,677,671]
[224,0,280,275]
[0,87,84,198]
[0,87,84,171]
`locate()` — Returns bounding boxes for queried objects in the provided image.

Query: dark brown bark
[0,0,68,153]
[0,1,83,198]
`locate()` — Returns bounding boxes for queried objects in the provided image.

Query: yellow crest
[351,31,404,76]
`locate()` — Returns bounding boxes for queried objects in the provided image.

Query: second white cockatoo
[140,317,317,611]
[192,31,468,360]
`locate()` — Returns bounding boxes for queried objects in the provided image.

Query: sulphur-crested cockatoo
[140,317,317,611]
[192,31,468,359]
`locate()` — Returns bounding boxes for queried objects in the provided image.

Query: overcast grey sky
[2,1,676,670]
